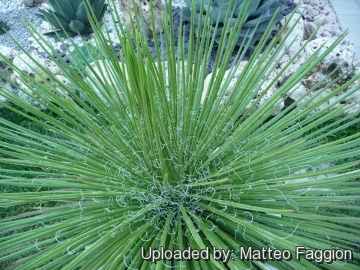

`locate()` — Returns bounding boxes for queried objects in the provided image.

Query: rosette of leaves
[37,0,107,37]
[181,0,285,47]
[0,0,360,269]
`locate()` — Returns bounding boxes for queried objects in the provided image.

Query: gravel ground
[0,6,43,52]
[0,0,24,13]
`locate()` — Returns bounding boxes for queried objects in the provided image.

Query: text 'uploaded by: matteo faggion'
[141,246,354,264]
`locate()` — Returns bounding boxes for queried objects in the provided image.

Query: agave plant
[0,0,360,269]
[181,0,285,47]
[37,0,107,37]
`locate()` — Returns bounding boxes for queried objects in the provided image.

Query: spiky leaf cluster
[37,0,107,37]
[0,0,359,269]
[181,0,285,47]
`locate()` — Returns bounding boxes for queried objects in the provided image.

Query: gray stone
[22,0,33,7]
[202,61,284,114]
[10,53,72,109]
[118,0,165,36]
[303,21,317,40]
[0,45,18,72]
[279,38,360,114]
[0,46,20,104]
[203,35,360,116]
[0,0,23,13]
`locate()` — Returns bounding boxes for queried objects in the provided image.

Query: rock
[22,0,44,7]
[313,14,327,26]
[118,0,165,36]
[203,34,360,116]
[10,53,71,108]
[324,13,337,24]
[321,31,332,38]
[0,45,18,72]
[305,38,355,74]
[279,38,360,115]
[201,33,360,114]
[84,60,124,104]
[296,7,307,16]
[315,27,324,38]
[303,21,317,40]
[202,61,248,106]
[286,83,307,102]
[13,53,60,77]
[0,46,20,104]
[22,0,33,7]
[306,8,319,18]
[0,81,19,107]
[280,13,304,57]
[202,61,283,115]
[51,74,73,99]
[279,54,291,67]
[0,0,24,13]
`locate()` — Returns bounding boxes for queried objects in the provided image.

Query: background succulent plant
[68,43,102,74]
[37,0,107,37]
[181,0,285,47]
